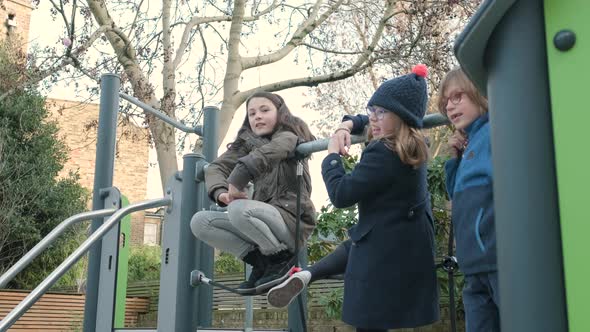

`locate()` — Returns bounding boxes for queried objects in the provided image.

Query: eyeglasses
[440,91,465,115]
[443,91,465,107]
[366,106,388,120]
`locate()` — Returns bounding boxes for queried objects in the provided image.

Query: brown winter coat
[205,129,316,248]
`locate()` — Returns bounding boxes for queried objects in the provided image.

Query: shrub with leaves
[214,252,244,275]
[0,40,88,288]
[127,245,162,282]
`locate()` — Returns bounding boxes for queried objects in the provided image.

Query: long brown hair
[437,67,488,117]
[236,91,315,142]
[380,114,429,168]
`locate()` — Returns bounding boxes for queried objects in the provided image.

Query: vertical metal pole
[183,154,205,331]
[487,1,567,331]
[95,188,121,332]
[244,265,254,332]
[288,250,308,332]
[156,173,183,331]
[84,73,120,332]
[158,155,203,331]
[196,106,219,327]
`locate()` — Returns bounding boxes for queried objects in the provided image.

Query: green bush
[0,40,88,288]
[128,245,162,282]
[214,252,244,275]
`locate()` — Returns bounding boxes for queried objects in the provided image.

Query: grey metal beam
[0,197,172,331]
[85,73,120,332]
[156,173,184,331]
[96,188,122,332]
[119,93,203,135]
[0,208,116,289]
[295,113,448,157]
[196,106,219,327]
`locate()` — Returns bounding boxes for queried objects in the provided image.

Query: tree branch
[237,61,374,103]
[241,0,345,70]
[172,0,280,70]
[0,25,109,101]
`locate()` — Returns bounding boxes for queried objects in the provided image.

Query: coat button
[285,204,289,207]
[408,210,415,218]
[330,160,338,166]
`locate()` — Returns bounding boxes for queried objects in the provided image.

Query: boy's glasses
[366,106,387,120]
[444,91,465,107]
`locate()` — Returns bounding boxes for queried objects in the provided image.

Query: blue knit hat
[367,64,428,128]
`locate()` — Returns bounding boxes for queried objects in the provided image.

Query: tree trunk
[219,0,246,144]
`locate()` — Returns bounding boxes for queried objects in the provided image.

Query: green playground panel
[114,195,131,327]
[544,0,589,330]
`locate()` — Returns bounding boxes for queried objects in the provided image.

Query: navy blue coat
[321,115,439,329]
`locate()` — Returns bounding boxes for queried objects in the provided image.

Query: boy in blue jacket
[439,67,499,331]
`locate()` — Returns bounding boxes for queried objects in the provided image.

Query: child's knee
[190,211,213,236]
[227,199,251,223]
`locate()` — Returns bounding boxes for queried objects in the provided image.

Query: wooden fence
[0,274,342,331]
[0,290,150,331]
[126,273,344,311]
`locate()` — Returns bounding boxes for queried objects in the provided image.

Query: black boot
[255,250,296,287]
[238,249,267,290]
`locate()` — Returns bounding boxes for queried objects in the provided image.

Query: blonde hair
[437,67,488,117]
[380,119,429,168]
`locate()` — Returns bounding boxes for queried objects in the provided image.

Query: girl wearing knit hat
[268,65,439,331]
[439,67,498,332]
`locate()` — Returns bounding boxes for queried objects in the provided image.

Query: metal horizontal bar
[0,209,117,289]
[119,93,204,135]
[295,113,449,157]
[0,197,173,332]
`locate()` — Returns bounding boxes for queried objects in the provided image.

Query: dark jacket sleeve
[205,146,247,206]
[342,114,369,135]
[321,141,401,208]
[227,131,299,190]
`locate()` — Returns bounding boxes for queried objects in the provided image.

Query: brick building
[1,0,31,44]
[47,99,156,246]
[2,0,160,246]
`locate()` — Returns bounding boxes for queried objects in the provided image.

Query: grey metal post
[84,73,120,332]
[486,1,567,331]
[96,188,121,332]
[196,106,219,327]
[288,250,308,332]
[156,173,183,331]
[157,155,203,331]
[244,265,253,332]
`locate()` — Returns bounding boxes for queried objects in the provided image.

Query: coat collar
[465,113,489,137]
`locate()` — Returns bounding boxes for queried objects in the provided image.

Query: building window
[143,223,158,246]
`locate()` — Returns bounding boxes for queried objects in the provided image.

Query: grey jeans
[190,199,295,259]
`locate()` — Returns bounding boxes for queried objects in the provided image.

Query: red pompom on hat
[412,64,428,78]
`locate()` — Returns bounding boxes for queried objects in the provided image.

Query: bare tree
[306,0,482,157]
[19,0,462,190]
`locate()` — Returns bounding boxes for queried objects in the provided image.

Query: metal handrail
[0,197,172,332]
[119,93,204,135]
[0,209,117,289]
[295,113,449,157]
